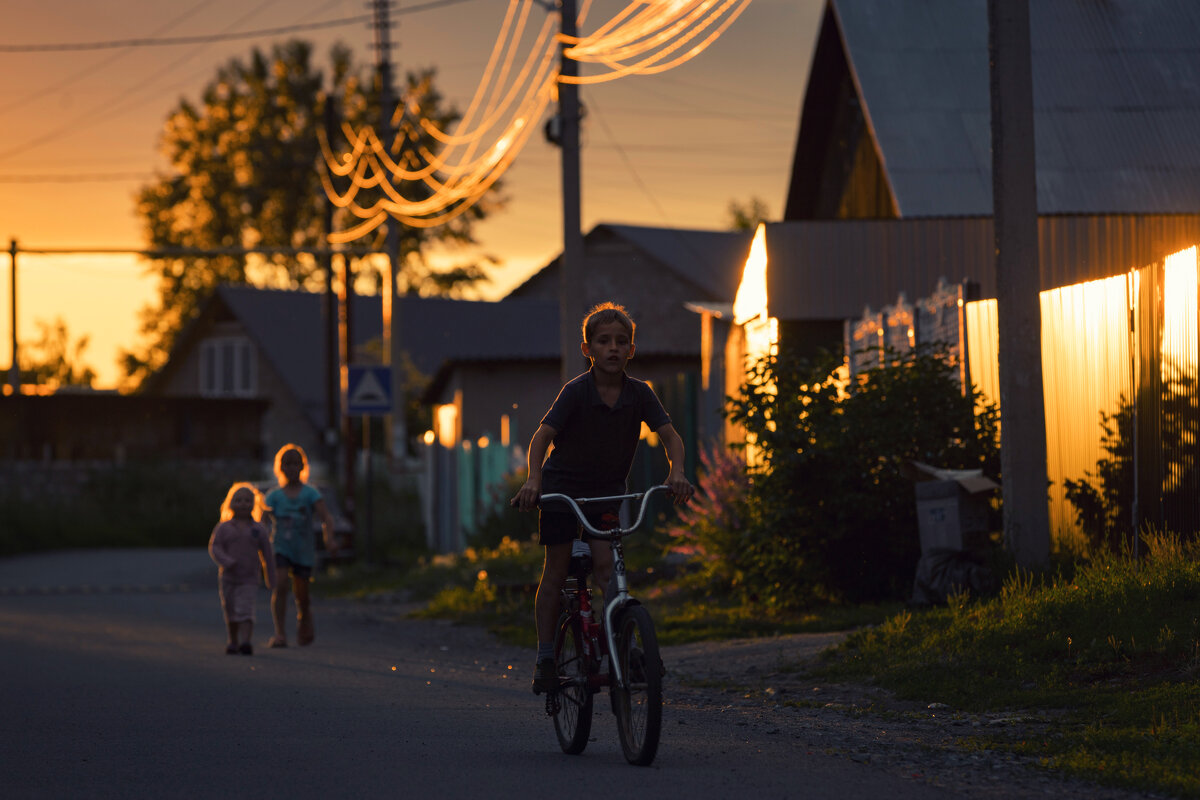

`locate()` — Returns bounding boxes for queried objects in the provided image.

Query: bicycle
[539,485,668,766]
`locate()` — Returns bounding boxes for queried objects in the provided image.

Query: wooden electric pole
[557,0,585,383]
[988,0,1051,568]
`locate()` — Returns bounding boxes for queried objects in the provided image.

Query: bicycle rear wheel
[553,612,594,754]
[611,605,663,765]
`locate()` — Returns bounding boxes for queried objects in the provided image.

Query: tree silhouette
[123,40,503,388]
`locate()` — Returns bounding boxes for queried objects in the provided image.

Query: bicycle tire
[611,604,663,766]
[553,612,594,754]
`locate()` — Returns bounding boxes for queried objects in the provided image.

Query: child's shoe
[531,658,557,695]
[225,644,238,655]
[239,642,253,655]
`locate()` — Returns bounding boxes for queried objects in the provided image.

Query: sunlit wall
[965,246,1199,552]
[730,225,777,466]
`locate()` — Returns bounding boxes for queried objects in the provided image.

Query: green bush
[467,470,539,550]
[724,344,1001,608]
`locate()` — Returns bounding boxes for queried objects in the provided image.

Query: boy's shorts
[538,498,621,546]
[275,553,313,579]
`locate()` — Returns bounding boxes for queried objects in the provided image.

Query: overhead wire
[0,0,213,116]
[0,0,287,163]
[324,0,754,239]
[0,0,478,52]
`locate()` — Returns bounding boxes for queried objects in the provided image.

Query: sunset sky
[1,0,822,388]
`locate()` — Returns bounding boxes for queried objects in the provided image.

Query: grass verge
[810,532,1200,798]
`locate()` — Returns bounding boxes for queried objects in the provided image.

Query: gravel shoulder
[659,631,1165,800]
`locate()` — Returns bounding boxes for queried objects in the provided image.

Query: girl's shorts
[219,578,257,623]
[275,553,313,579]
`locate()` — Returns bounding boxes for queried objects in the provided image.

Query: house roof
[143,285,381,432]
[394,295,559,376]
[507,222,753,302]
[797,0,1200,216]
[218,285,382,431]
[393,296,559,404]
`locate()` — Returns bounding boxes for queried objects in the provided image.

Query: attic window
[200,337,256,397]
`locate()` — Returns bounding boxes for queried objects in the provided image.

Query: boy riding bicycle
[511,302,693,695]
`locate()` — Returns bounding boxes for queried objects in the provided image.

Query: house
[144,284,383,475]
[717,0,1200,549]
[393,295,559,451]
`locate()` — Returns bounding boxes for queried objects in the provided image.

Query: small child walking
[264,444,337,648]
[209,482,276,655]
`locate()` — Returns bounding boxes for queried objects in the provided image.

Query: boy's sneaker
[531,658,557,695]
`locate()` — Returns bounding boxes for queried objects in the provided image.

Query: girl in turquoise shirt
[264,444,336,647]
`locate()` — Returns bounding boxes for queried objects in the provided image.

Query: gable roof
[144,285,382,433]
[394,295,559,380]
[789,0,1200,217]
[221,286,383,431]
[507,222,752,302]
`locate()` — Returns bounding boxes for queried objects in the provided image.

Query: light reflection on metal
[965,245,1198,554]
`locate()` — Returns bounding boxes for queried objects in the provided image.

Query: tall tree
[123,40,502,388]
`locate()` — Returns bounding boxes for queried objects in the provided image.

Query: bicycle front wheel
[553,612,594,754]
[611,605,663,766]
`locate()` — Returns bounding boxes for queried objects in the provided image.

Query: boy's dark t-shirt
[540,369,671,495]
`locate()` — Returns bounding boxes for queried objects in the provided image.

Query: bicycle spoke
[613,606,662,766]
[552,613,593,754]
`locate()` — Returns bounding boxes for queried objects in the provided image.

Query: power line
[0,0,478,53]
[0,172,155,184]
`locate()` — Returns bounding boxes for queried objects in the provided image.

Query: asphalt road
[0,549,962,799]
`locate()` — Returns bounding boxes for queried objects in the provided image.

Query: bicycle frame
[539,485,669,688]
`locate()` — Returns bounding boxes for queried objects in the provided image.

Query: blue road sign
[347,366,392,415]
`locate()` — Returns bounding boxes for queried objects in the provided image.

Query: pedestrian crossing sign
[347,366,392,415]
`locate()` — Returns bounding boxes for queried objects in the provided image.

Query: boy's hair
[582,302,635,343]
[220,481,267,522]
[272,443,310,486]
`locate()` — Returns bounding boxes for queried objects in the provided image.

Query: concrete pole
[988,0,1051,568]
[559,0,585,383]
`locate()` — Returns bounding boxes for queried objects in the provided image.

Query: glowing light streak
[321,0,754,239]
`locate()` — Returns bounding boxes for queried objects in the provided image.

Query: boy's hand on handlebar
[665,472,694,504]
[511,479,542,512]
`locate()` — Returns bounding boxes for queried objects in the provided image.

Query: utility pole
[374,0,402,460]
[988,0,1050,569]
[7,238,16,393]
[322,97,340,482]
[557,0,585,383]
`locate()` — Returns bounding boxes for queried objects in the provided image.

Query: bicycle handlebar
[538,485,671,540]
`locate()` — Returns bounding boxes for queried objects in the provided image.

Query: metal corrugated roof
[506,223,752,303]
[392,295,559,373]
[600,224,753,300]
[831,0,1200,215]
[765,215,1200,320]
